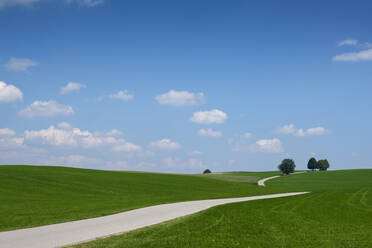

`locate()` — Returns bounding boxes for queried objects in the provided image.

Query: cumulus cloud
[0,128,16,136]
[65,0,104,7]
[338,39,358,47]
[0,128,24,148]
[231,136,283,153]
[4,57,38,72]
[333,48,372,62]
[19,101,74,117]
[149,138,181,150]
[24,123,141,153]
[156,90,205,106]
[190,109,227,124]
[275,124,329,137]
[0,0,40,8]
[108,90,133,101]
[61,82,86,94]
[197,128,222,137]
[0,81,23,102]
[113,142,142,152]
[252,138,283,153]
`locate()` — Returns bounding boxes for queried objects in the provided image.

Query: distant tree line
[277,157,330,175]
[307,157,330,171]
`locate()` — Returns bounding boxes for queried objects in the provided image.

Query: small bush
[203,169,212,174]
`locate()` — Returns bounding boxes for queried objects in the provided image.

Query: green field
[0,165,282,231]
[199,171,282,184]
[72,170,372,248]
[2,166,371,248]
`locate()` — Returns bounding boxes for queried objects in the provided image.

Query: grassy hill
[0,165,281,231]
[72,169,372,248]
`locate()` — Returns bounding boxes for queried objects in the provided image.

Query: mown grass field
[199,171,281,184]
[0,165,282,231]
[72,170,372,248]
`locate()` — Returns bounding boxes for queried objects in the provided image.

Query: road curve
[0,192,309,248]
[257,171,307,186]
[257,175,281,186]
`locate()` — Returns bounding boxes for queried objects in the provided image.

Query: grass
[198,171,281,184]
[71,169,372,248]
[0,165,282,231]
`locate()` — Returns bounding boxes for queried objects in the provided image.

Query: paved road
[257,171,307,186]
[257,175,281,186]
[0,192,309,248]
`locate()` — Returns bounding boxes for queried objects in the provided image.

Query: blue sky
[1,0,372,172]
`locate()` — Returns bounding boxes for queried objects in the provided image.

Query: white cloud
[0,128,24,148]
[0,0,40,8]
[156,90,205,106]
[275,124,329,137]
[338,39,358,47]
[197,128,222,137]
[24,123,140,153]
[19,100,74,117]
[0,137,24,147]
[0,128,16,136]
[231,136,283,153]
[108,90,133,101]
[61,82,86,95]
[65,0,104,7]
[4,57,38,72]
[251,138,283,153]
[0,81,23,102]
[333,48,372,62]
[57,122,72,129]
[190,109,227,124]
[189,150,202,156]
[113,142,142,153]
[149,138,181,150]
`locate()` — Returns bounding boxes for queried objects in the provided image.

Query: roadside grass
[0,165,281,231]
[72,170,372,248]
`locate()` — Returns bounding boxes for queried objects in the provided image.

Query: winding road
[257,171,307,186]
[0,176,309,248]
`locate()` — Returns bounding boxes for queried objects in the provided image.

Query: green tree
[307,157,317,171]
[318,159,330,171]
[278,159,296,175]
[203,169,212,174]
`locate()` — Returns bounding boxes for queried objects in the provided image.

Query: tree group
[307,157,330,171]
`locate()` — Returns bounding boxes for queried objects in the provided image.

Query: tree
[318,159,330,171]
[307,157,317,171]
[278,159,296,175]
[314,159,321,170]
[203,169,212,174]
